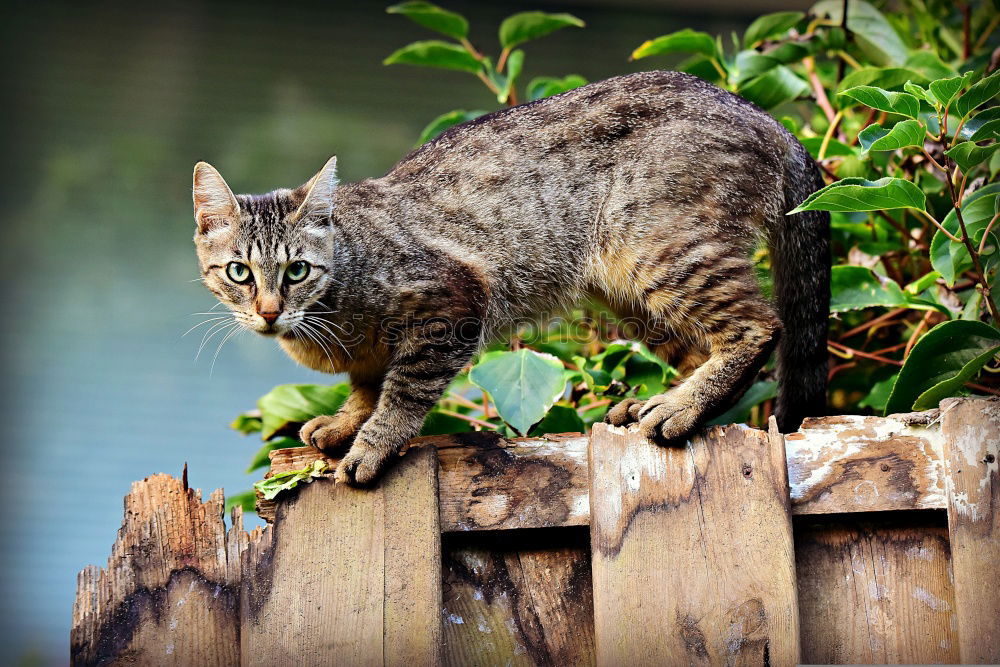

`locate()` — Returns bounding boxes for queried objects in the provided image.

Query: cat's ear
[192,162,239,236]
[292,156,338,227]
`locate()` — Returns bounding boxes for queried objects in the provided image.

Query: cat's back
[385,70,783,181]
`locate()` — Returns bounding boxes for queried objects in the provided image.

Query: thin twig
[803,56,837,125]
[904,311,933,357]
[978,213,1000,255]
[437,409,499,430]
[578,399,611,415]
[828,340,904,366]
[840,307,908,339]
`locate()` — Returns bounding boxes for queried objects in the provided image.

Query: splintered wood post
[588,422,799,667]
[71,473,246,667]
[940,396,1000,665]
[241,444,442,667]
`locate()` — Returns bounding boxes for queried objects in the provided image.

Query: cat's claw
[637,395,701,445]
[300,415,356,455]
[605,398,645,426]
[335,442,391,487]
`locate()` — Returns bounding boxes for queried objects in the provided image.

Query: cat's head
[191,157,338,337]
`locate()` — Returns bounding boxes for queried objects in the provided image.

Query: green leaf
[930,184,1000,285]
[253,460,328,501]
[927,72,972,109]
[800,136,857,159]
[498,11,584,49]
[225,490,257,515]
[789,177,926,214]
[416,109,488,145]
[903,80,935,105]
[529,404,585,435]
[945,141,1000,174]
[733,50,780,85]
[468,349,567,435]
[709,381,778,425]
[858,373,898,412]
[904,51,958,80]
[257,383,350,440]
[631,28,719,61]
[812,0,908,66]
[966,107,1000,142]
[837,67,928,95]
[231,412,262,435]
[954,71,1000,118]
[838,85,921,119]
[743,11,805,47]
[246,437,302,473]
[497,49,524,103]
[857,119,925,154]
[830,265,908,311]
[386,1,468,39]
[384,40,482,73]
[737,65,810,109]
[884,320,1000,414]
[526,74,587,101]
[420,408,476,436]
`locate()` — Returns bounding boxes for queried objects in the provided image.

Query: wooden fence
[72,396,999,665]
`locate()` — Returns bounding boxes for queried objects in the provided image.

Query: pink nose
[259,312,279,325]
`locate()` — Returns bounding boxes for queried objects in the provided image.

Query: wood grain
[795,512,959,664]
[241,445,441,667]
[261,414,945,529]
[786,413,946,515]
[589,422,800,666]
[71,473,246,666]
[940,396,1000,664]
[441,528,595,666]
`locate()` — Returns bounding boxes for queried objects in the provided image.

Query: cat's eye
[285,261,310,284]
[226,262,253,284]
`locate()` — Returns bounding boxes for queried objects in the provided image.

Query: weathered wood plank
[589,422,800,666]
[71,473,245,667]
[262,413,946,530]
[441,529,595,666]
[794,513,958,664]
[940,396,1000,665]
[241,445,441,667]
[787,413,946,515]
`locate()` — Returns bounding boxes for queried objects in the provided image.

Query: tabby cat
[192,71,829,486]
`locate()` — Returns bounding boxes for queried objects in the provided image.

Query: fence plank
[589,422,799,666]
[794,513,958,664]
[441,529,595,666]
[71,473,244,667]
[940,396,1000,665]
[241,445,441,667]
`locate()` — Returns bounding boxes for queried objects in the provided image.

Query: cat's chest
[278,335,348,374]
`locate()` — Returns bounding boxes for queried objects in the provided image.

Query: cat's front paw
[636,392,702,445]
[605,398,645,426]
[335,441,392,487]
[300,415,357,455]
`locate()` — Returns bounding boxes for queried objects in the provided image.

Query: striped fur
[192,71,829,485]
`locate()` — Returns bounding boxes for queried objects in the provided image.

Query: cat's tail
[771,137,830,431]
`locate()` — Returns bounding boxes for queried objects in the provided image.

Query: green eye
[285,261,310,283]
[226,262,252,284]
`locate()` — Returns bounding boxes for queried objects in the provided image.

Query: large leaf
[737,65,810,109]
[733,50,781,85]
[386,2,468,39]
[257,383,350,440]
[812,0,908,66]
[967,107,1000,142]
[416,109,488,145]
[857,119,925,154]
[631,29,718,61]
[884,320,1000,414]
[830,265,907,311]
[904,51,958,80]
[383,40,482,73]
[499,11,584,49]
[529,404,585,435]
[800,136,857,158]
[838,85,920,118]
[526,74,587,100]
[743,11,805,47]
[468,349,567,435]
[953,71,1000,118]
[927,73,972,109]
[945,141,1000,174]
[789,177,926,213]
[929,184,1000,285]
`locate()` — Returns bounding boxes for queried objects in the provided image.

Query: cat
[191,70,829,486]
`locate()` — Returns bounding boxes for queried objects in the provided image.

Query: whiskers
[184,307,251,375]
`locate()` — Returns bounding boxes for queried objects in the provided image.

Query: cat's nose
[259,312,280,325]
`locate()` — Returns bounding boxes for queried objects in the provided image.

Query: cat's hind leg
[605,261,780,444]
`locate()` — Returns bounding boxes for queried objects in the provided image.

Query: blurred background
[1,0,808,661]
